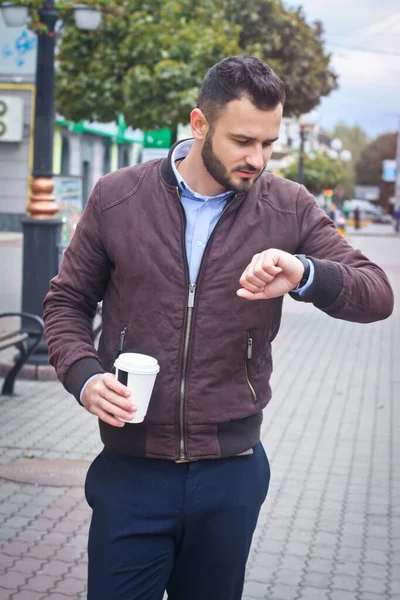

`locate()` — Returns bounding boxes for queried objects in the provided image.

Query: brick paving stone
[273,568,303,588]
[266,582,297,599]
[1,541,31,557]
[330,591,361,600]
[297,585,329,599]
[13,530,41,545]
[68,562,88,581]
[51,520,80,535]
[242,580,269,598]
[334,561,360,577]
[11,591,44,600]
[362,562,388,580]
[53,546,84,562]
[331,573,358,592]
[280,554,307,573]
[247,564,279,583]
[0,554,16,573]
[11,557,44,574]
[51,575,86,596]
[40,532,69,547]
[27,518,55,533]
[363,549,388,565]
[24,544,57,561]
[303,570,331,589]
[0,570,28,589]
[21,573,57,593]
[45,595,80,600]
[0,528,19,544]
[39,560,70,577]
[359,576,388,596]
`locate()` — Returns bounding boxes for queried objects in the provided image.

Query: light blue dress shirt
[171,140,314,289]
[80,141,314,402]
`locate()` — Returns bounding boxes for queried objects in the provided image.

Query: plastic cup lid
[114,352,160,375]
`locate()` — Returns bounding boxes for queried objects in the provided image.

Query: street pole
[21,0,63,364]
[297,127,306,185]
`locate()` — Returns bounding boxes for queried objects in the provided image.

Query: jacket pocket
[245,330,258,404]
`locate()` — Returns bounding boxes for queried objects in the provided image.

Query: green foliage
[7,0,338,130]
[282,153,346,195]
[224,0,338,116]
[55,0,240,128]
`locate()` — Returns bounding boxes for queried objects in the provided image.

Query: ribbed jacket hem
[290,257,343,308]
[64,357,105,403]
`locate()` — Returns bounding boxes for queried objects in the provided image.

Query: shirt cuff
[291,259,315,296]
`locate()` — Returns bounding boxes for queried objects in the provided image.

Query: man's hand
[82,373,137,427]
[237,249,304,300]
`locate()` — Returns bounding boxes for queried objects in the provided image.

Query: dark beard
[201,131,264,193]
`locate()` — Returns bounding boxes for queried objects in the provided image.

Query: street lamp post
[297,112,318,185]
[21,0,61,364]
[297,124,306,186]
[1,1,102,364]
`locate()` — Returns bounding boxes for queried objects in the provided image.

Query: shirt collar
[171,140,234,202]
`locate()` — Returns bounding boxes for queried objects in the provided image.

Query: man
[43,56,393,600]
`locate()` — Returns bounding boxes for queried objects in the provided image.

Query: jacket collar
[160,139,247,204]
[160,139,192,187]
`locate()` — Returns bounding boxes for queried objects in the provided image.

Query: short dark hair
[197,55,285,125]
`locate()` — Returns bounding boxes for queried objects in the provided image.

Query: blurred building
[267,115,330,177]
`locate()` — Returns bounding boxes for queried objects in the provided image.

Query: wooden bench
[0,312,44,396]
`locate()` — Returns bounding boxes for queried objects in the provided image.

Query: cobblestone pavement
[0,224,399,599]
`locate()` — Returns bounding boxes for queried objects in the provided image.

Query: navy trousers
[85,442,270,600]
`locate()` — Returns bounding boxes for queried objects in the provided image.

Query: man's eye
[235,140,248,145]
[262,142,272,148]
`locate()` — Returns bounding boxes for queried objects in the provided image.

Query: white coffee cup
[114,352,160,423]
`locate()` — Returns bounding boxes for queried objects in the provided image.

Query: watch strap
[294,254,310,289]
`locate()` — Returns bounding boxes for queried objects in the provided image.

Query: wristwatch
[293,254,310,289]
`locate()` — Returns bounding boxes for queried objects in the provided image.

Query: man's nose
[246,146,264,170]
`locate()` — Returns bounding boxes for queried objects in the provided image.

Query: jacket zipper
[118,325,127,356]
[245,331,257,403]
[176,187,238,460]
[179,283,196,459]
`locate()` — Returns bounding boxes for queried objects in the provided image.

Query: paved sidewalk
[0,226,399,599]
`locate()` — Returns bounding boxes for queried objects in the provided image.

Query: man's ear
[190,108,209,141]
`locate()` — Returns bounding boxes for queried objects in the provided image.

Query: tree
[52,0,337,131]
[328,122,370,198]
[55,0,240,130]
[224,0,338,117]
[355,132,397,207]
[282,153,346,195]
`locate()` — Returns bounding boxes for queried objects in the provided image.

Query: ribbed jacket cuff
[64,357,105,404]
[290,257,343,309]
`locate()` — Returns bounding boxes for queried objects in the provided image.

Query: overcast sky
[288,0,400,139]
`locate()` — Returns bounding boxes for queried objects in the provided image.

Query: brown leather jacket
[43,146,394,461]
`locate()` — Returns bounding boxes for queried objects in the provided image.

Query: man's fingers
[99,396,136,421]
[103,372,131,397]
[240,253,283,292]
[254,253,282,279]
[94,407,126,427]
[236,288,266,301]
[101,384,135,412]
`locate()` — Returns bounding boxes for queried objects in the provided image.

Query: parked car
[342,199,382,221]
